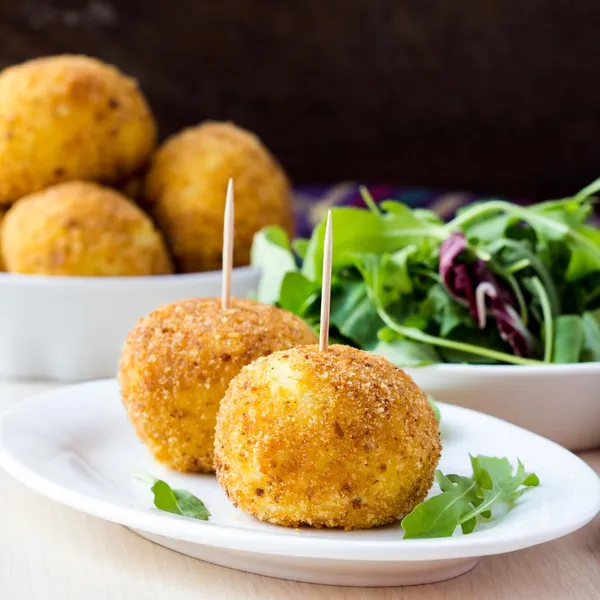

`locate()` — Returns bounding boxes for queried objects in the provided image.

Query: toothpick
[221,178,234,310]
[319,211,333,351]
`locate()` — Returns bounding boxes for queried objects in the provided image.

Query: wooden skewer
[319,210,333,351]
[221,178,234,310]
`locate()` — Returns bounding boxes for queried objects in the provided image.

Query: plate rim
[1,379,599,562]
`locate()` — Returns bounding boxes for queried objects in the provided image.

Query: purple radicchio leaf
[439,234,478,317]
[439,233,533,357]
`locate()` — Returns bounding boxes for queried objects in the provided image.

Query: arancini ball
[144,121,294,272]
[1,181,173,276]
[214,344,441,530]
[118,298,317,473]
[0,55,156,204]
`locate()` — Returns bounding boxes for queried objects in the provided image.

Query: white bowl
[0,268,260,381]
[404,362,600,451]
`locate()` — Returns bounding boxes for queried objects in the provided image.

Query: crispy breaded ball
[144,121,294,272]
[0,55,156,204]
[1,181,173,276]
[118,298,317,473]
[215,344,441,530]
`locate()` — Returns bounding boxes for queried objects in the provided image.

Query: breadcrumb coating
[1,181,173,276]
[215,344,441,530]
[144,121,294,272]
[118,298,317,473]
[0,54,156,204]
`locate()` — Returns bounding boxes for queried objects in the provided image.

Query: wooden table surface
[1,379,599,600]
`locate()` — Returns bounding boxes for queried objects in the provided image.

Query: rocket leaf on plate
[134,473,210,521]
[401,456,540,539]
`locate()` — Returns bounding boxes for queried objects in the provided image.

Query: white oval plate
[0,380,598,587]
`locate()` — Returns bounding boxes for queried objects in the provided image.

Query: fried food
[1,181,173,276]
[118,298,317,473]
[0,55,156,204]
[215,344,441,530]
[144,121,294,272]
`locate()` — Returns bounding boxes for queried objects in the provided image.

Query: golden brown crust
[0,54,156,204]
[1,181,173,276]
[118,298,317,472]
[215,344,441,530]
[144,121,294,272]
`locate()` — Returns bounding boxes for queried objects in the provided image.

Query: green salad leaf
[251,227,297,305]
[302,205,445,281]
[581,310,600,361]
[251,178,600,366]
[134,473,210,521]
[280,272,319,316]
[401,456,539,539]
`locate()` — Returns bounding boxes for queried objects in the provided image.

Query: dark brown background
[1,0,599,199]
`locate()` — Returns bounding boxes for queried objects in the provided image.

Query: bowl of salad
[252,180,600,451]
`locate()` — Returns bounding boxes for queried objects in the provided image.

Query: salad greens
[251,179,600,365]
[401,455,539,539]
[134,473,210,521]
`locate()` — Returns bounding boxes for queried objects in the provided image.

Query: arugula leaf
[572,176,600,202]
[552,315,584,363]
[420,284,470,337]
[371,334,440,366]
[384,246,418,294]
[292,238,310,260]
[359,185,382,215]
[437,326,507,365]
[134,473,210,521]
[329,279,385,349]
[302,205,445,281]
[251,227,297,304]
[402,476,477,539]
[485,238,560,316]
[279,272,319,316]
[412,208,445,226]
[527,277,554,362]
[581,311,600,361]
[401,456,539,539]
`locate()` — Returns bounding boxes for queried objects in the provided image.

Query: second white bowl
[404,362,600,451]
[0,268,260,381]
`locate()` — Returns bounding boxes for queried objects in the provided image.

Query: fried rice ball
[215,344,441,530]
[1,181,173,276]
[0,55,156,204]
[118,298,317,473]
[144,121,294,272]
